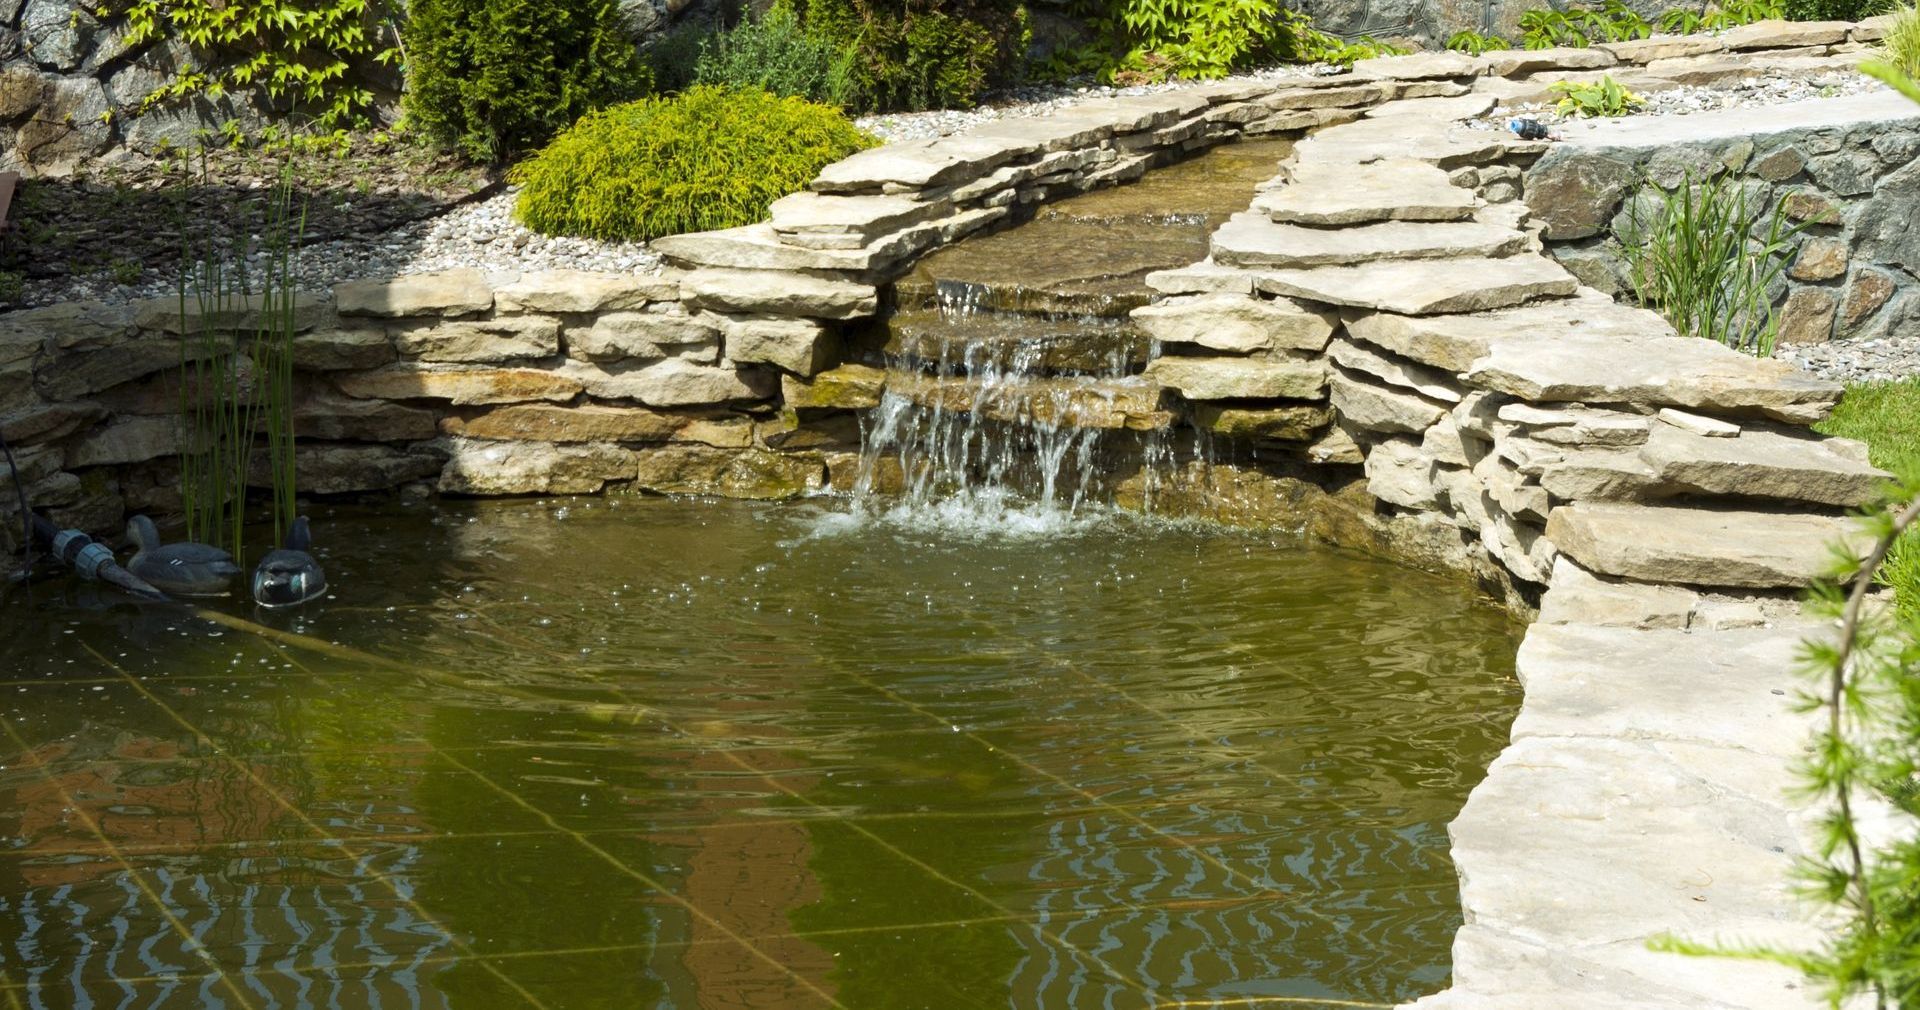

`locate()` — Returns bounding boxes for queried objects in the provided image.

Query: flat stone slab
[887,372,1172,431]
[1130,292,1336,354]
[1257,158,1478,225]
[1363,94,1498,120]
[681,268,878,320]
[1143,354,1328,400]
[1637,421,1889,507]
[1254,255,1578,315]
[768,191,954,245]
[1344,294,1844,423]
[810,136,1016,194]
[1352,50,1484,80]
[1212,211,1530,269]
[1544,500,1870,588]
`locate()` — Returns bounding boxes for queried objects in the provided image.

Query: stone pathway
[1136,93,1891,1008]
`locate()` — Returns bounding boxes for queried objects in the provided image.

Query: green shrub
[512,86,878,241]
[694,1,855,105]
[799,0,1029,111]
[648,21,714,93]
[1784,0,1885,20]
[1447,30,1512,54]
[403,0,650,162]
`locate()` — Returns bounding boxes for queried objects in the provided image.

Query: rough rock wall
[1526,92,1920,348]
[1300,0,1676,49]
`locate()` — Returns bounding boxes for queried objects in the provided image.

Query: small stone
[1257,159,1477,226]
[292,330,396,371]
[632,445,827,499]
[719,315,837,377]
[1329,371,1449,434]
[1788,238,1848,282]
[1751,147,1805,183]
[781,364,888,414]
[65,416,176,467]
[570,311,720,363]
[1781,190,1842,225]
[1840,269,1896,333]
[1776,287,1837,346]
[1537,556,1697,630]
[1308,425,1364,465]
[1192,403,1329,441]
[1364,437,1441,510]
[1656,408,1739,438]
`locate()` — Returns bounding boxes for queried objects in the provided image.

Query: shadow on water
[0,496,1523,1010]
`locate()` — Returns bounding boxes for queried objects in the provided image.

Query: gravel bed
[15,187,664,308]
[852,65,1343,142]
[1465,66,1887,134]
[1777,335,1920,385]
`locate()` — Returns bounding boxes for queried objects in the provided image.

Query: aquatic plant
[174,150,304,558]
[1657,476,1920,1009]
[1618,170,1805,357]
[512,86,876,242]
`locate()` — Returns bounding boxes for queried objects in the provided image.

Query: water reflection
[0,498,1520,1009]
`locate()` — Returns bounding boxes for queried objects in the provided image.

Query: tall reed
[174,150,305,558]
[1619,171,1806,357]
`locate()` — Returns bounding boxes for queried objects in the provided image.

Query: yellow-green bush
[512,86,878,242]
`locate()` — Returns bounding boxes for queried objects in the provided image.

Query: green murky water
[0,498,1521,1010]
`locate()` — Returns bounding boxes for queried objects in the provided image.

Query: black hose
[1,426,30,574]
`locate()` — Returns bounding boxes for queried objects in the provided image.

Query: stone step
[1497,419,1887,508]
[1253,255,1578,315]
[1211,210,1531,269]
[1254,158,1478,225]
[1143,354,1328,401]
[883,309,1149,375]
[884,371,1173,431]
[1343,293,1844,424]
[1543,500,1871,588]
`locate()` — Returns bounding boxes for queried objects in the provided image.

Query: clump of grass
[1816,376,1920,621]
[1883,1,1920,79]
[1619,171,1807,357]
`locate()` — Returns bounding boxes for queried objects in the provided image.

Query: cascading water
[844,139,1294,534]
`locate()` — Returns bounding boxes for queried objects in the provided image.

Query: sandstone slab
[632,445,827,499]
[718,315,836,377]
[1192,403,1328,441]
[441,404,750,447]
[1130,292,1336,354]
[336,269,492,318]
[782,364,888,414]
[1143,355,1327,401]
[1544,500,1870,587]
[393,317,560,364]
[293,395,438,443]
[1256,255,1577,315]
[1327,338,1463,403]
[1329,371,1449,434]
[1536,555,1697,630]
[438,439,636,495]
[264,443,447,494]
[569,311,720,363]
[1364,436,1441,510]
[493,270,668,314]
[334,366,582,406]
[65,415,176,467]
[291,329,396,371]
[682,269,878,321]
[561,358,778,408]
[1212,211,1529,269]
[1257,159,1477,226]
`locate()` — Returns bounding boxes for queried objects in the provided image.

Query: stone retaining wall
[1527,91,1920,348]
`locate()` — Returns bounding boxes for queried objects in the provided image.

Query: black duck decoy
[126,515,241,597]
[252,515,327,608]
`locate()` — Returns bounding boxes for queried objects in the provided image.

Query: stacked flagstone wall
[1527,91,1920,347]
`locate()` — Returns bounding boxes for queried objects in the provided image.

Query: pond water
[0,498,1521,1010]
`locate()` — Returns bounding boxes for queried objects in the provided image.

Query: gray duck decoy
[252,515,327,608]
[126,515,241,597]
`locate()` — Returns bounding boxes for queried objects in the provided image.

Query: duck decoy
[126,515,241,597]
[252,515,327,608]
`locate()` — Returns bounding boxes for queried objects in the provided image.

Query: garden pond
[0,497,1522,1010]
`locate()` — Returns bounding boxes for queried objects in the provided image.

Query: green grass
[1816,377,1920,619]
